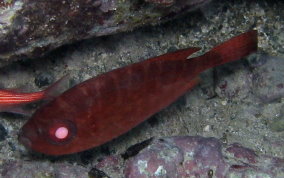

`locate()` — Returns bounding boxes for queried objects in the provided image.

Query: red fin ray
[0,75,69,115]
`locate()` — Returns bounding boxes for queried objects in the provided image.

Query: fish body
[19,30,258,155]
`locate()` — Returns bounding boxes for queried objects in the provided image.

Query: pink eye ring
[55,127,69,139]
[48,120,76,145]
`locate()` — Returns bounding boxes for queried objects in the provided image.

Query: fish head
[18,112,80,155]
[18,96,98,156]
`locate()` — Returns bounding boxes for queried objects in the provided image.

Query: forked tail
[191,30,258,71]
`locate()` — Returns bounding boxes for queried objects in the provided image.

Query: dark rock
[89,167,111,178]
[0,123,7,141]
[122,137,153,159]
[34,72,54,87]
[0,0,210,66]
[100,145,113,155]
[80,149,95,165]
[147,115,160,127]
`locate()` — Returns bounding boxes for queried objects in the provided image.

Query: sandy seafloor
[0,0,283,177]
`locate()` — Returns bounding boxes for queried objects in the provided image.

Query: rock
[124,136,284,177]
[89,167,111,178]
[0,0,210,66]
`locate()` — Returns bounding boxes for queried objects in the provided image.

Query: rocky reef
[0,0,209,66]
[1,136,283,177]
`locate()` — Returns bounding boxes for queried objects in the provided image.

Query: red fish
[0,76,67,115]
[19,30,258,155]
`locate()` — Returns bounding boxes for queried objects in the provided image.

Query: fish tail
[42,74,69,100]
[192,30,258,71]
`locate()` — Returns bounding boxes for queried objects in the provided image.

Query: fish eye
[47,120,76,145]
[55,127,69,139]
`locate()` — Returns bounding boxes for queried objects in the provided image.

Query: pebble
[34,72,54,88]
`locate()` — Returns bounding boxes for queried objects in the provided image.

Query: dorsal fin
[190,30,258,72]
[148,47,201,62]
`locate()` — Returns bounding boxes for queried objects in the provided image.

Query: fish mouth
[18,132,32,149]
[18,122,37,149]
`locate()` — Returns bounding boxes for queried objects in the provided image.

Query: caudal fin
[192,30,258,71]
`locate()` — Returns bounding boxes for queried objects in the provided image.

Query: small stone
[203,125,211,132]
[88,167,110,178]
[221,100,227,105]
[34,73,54,88]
